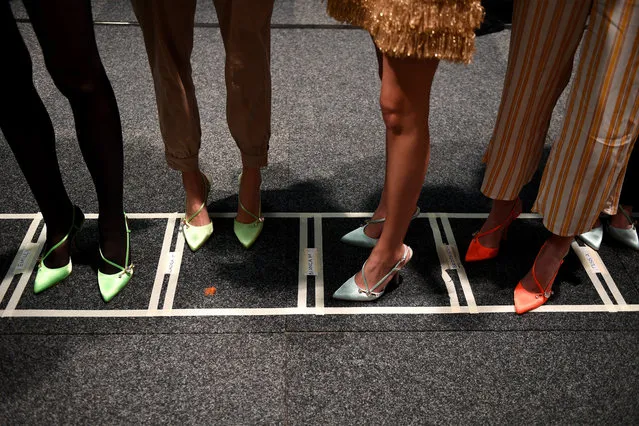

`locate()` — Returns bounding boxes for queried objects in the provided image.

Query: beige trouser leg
[213,0,273,168]
[482,0,639,236]
[131,0,273,171]
[131,0,200,172]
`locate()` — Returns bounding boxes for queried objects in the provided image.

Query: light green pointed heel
[34,205,84,294]
[97,214,134,302]
[234,173,264,249]
[182,173,213,251]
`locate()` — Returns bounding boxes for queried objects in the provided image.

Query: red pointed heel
[514,242,565,314]
[465,198,522,262]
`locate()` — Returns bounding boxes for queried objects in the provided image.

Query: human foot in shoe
[235,167,262,225]
[332,244,412,301]
[183,170,211,227]
[606,205,638,250]
[98,214,129,275]
[466,198,522,262]
[98,213,133,302]
[477,198,522,248]
[514,236,571,314]
[34,205,84,294]
[40,204,83,269]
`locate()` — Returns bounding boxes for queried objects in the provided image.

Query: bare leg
[354,54,438,291]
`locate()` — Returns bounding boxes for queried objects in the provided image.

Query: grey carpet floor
[1,1,638,424]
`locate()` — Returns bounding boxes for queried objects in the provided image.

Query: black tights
[0,0,126,272]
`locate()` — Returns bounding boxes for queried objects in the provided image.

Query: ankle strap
[239,200,264,223]
[184,173,211,225]
[531,242,564,298]
[39,206,77,266]
[617,204,635,227]
[361,246,409,295]
[475,199,520,239]
[99,214,133,276]
[365,207,420,226]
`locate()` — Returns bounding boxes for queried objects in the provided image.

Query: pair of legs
[0,0,127,274]
[476,0,639,305]
[353,46,438,290]
[131,0,273,230]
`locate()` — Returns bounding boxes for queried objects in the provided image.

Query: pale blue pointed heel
[97,214,134,302]
[333,245,413,302]
[606,206,638,250]
[34,205,84,294]
[578,223,603,250]
[341,207,420,248]
[234,173,264,249]
[182,173,213,252]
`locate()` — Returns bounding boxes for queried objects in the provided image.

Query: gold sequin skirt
[327,0,484,63]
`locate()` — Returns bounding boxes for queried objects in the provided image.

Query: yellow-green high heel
[97,214,134,302]
[182,173,213,251]
[233,173,263,249]
[34,205,84,294]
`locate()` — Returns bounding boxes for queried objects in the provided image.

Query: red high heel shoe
[465,198,522,262]
[513,242,565,314]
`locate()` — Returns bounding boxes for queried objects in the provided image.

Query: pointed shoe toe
[465,238,498,262]
[332,275,386,302]
[578,225,603,250]
[340,226,379,248]
[234,220,263,249]
[514,282,550,314]
[607,225,639,250]
[34,262,73,294]
[98,269,133,302]
[183,223,214,251]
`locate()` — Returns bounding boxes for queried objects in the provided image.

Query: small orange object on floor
[204,286,217,296]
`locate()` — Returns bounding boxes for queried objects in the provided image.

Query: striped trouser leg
[534,0,639,236]
[481,0,591,201]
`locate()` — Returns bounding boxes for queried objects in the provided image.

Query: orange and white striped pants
[481,0,639,236]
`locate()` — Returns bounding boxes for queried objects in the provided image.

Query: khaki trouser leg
[213,0,274,168]
[131,0,200,172]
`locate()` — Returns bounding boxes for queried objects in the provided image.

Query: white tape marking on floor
[162,230,185,310]
[3,223,47,315]
[149,218,176,310]
[0,213,40,220]
[0,216,42,304]
[0,211,550,220]
[571,241,616,312]
[428,215,461,312]
[583,245,628,309]
[298,217,308,308]
[441,216,478,314]
[2,303,638,318]
[314,215,325,315]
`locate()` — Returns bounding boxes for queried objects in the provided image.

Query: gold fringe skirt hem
[327,0,484,63]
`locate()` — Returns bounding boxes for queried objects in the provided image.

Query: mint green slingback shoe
[182,173,213,252]
[97,214,134,302]
[233,173,264,249]
[34,205,84,294]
